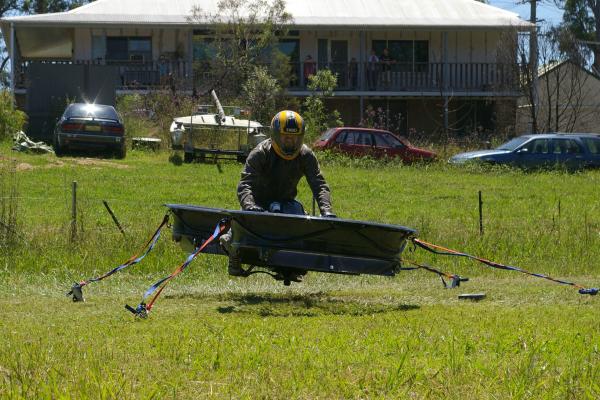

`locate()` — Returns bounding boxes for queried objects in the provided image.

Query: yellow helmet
[271,110,305,160]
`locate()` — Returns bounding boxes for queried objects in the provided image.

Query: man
[224,110,336,276]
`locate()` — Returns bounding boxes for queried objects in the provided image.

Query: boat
[169,90,268,163]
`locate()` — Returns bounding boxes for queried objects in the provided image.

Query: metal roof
[1,0,531,29]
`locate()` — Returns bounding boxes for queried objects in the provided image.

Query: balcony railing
[16,60,519,94]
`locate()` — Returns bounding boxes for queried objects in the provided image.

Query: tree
[302,69,343,142]
[20,0,91,14]
[498,25,594,133]
[242,65,284,125]
[189,0,292,100]
[558,0,600,72]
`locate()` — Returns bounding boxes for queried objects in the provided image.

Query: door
[551,138,586,169]
[337,130,373,157]
[372,131,408,160]
[331,40,348,88]
[318,39,329,69]
[516,138,553,168]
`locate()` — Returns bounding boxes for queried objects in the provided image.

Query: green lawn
[1,146,599,399]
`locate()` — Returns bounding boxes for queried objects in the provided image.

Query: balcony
[15,60,520,95]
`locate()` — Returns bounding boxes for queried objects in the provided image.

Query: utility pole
[530,0,539,133]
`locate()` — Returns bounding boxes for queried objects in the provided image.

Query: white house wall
[70,27,512,64]
[74,28,90,59]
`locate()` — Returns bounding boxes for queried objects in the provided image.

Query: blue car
[449,133,600,169]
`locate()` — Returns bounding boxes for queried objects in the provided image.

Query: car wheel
[115,143,127,159]
[53,136,64,157]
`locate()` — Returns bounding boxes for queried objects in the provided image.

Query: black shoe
[227,255,246,277]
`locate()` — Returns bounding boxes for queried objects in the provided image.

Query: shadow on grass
[215,292,419,317]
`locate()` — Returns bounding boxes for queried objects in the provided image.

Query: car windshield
[319,128,337,141]
[64,104,119,120]
[496,136,530,151]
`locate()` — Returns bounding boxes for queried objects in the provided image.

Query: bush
[303,70,343,142]
[116,92,197,148]
[0,90,26,141]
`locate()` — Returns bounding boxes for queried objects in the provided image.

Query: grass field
[1,144,599,399]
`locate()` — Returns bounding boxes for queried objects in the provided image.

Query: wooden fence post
[478,190,484,236]
[71,181,77,242]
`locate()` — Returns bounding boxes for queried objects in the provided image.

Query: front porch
[15,60,520,95]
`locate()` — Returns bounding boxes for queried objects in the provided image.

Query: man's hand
[321,211,337,218]
[247,205,265,212]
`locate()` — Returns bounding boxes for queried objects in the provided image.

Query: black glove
[247,205,265,212]
[322,211,337,218]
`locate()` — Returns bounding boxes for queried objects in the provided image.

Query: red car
[313,127,436,162]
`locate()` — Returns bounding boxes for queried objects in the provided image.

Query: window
[92,36,106,61]
[389,41,412,62]
[582,137,600,154]
[356,132,373,146]
[497,136,529,151]
[373,132,390,147]
[334,130,347,143]
[344,131,358,144]
[318,39,328,66]
[277,38,300,85]
[565,139,583,154]
[371,39,429,72]
[320,128,337,141]
[106,37,151,62]
[552,139,582,154]
[277,39,300,62]
[523,139,550,154]
[193,37,215,61]
[382,133,404,148]
[64,104,119,120]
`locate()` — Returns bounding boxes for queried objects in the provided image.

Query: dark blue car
[449,133,600,169]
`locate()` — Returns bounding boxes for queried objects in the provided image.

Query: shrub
[303,70,343,142]
[116,92,197,148]
[0,90,26,141]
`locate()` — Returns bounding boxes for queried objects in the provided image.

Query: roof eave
[0,18,534,31]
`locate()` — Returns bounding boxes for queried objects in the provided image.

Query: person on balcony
[367,50,379,90]
[158,54,169,84]
[223,110,336,278]
[303,54,317,87]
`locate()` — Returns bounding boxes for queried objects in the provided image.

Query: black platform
[166,204,417,277]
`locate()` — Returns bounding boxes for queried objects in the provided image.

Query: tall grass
[0,159,20,251]
[0,143,598,399]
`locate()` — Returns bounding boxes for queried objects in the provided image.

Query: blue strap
[89,227,163,283]
[141,250,198,302]
[68,214,169,302]
[413,238,598,296]
[131,219,229,315]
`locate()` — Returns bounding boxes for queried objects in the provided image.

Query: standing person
[223,110,336,277]
[380,47,393,88]
[303,54,317,87]
[367,49,379,90]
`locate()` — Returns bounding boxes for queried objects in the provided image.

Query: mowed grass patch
[1,275,599,399]
[0,143,599,398]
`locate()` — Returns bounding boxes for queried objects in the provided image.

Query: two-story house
[1,0,531,141]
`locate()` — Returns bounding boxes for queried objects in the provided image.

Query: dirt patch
[16,163,34,172]
[41,158,129,169]
[75,158,129,169]
[43,160,66,169]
